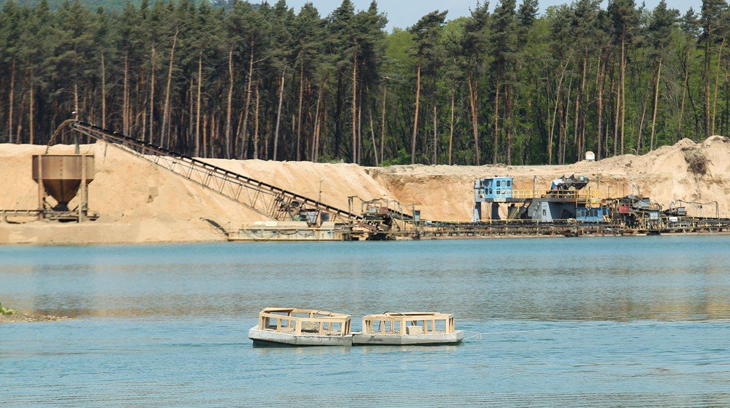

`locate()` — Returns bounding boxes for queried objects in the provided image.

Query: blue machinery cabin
[473,176,605,223]
[473,177,514,221]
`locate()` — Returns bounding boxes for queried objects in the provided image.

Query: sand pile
[0,143,262,244]
[0,136,728,244]
[205,158,394,211]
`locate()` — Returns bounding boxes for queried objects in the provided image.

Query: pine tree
[490,0,517,164]
[408,10,447,164]
[460,1,490,165]
[645,1,678,151]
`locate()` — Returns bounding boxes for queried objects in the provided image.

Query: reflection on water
[1,236,730,321]
[1,236,730,406]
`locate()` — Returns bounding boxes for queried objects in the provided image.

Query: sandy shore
[0,307,70,323]
[1,136,728,245]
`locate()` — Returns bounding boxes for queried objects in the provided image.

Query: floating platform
[352,312,464,346]
[249,327,353,347]
[352,331,464,346]
[248,308,353,347]
[248,309,465,347]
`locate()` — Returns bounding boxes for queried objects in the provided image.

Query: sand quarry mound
[0,136,728,244]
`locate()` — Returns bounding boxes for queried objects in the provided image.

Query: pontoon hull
[249,327,353,347]
[352,330,464,346]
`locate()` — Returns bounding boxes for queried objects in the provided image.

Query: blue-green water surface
[1,236,730,406]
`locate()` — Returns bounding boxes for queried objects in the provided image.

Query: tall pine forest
[1,0,729,166]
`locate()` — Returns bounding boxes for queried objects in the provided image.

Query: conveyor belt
[70,122,368,225]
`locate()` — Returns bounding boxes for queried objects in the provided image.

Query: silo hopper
[32,154,96,222]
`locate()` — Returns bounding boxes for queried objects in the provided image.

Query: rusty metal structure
[32,154,96,222]
[1,154,98,223]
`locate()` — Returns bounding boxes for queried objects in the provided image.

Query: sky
[277,0,704,31]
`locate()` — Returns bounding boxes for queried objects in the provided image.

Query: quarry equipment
[32,154,95,218]
[228,221,351,242]
[550,175,589,191]
[68,121,381,232]
[473,175,597,223]
[347,196,417,239]
[0,154,98,223]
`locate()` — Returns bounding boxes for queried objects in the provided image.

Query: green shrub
[0,301,15,316]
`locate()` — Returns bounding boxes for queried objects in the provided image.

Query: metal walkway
[70,122,367,225]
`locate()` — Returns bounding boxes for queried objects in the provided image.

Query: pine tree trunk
[494,75,500,164]
[296,53,305,161]
[449,89,455,166]
[432,104,437,165]
[8,59,15,144]
[321,108,328,160]
[369,109,378,167]
[74,82,79,121]
[265,118,271,160]
[549,57,570,164]
[149,46,155,143]
[225,46,234,159]
[557,96,564,165]
[650,59,662,151]
[505,84,512,166]
[712,37,725,135]
[704,29,712,140]
[352,49,358,164]
[196,51,203,157]
[189,78,194,151]
[273,68,286,160]
[29,66,34,144]
[241,37,255,159]
[467,75,480,165]
[380,84,387,165]
[123,52,129,135]
[678,50,689,141]
[334,72,343,158]
[311,75,328,163]
[613,57,620,156]
[202,114,208,158]
[15,91,25,143]
[235,111,243,154]
[254,85,260,160]
[560,77,572,165]
[620,37,626,155]
[574,57,586,160]
[101,54,106,129]
[637,85,650,153]
[411,60,421,164]
[212,114,216,156]
[312,88,322,162]
[357,85,362,164]
[597,55,606,160]
[161,30,178,149]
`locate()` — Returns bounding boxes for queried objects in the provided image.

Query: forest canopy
[1,0,729,166]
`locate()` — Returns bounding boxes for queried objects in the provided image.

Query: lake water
[1,236,730,406]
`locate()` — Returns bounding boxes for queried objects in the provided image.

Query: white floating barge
[352,312,464,346]
[248,308,353,347]
[249,308,464,347]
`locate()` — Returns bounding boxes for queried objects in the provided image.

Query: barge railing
[258,308,352,336]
